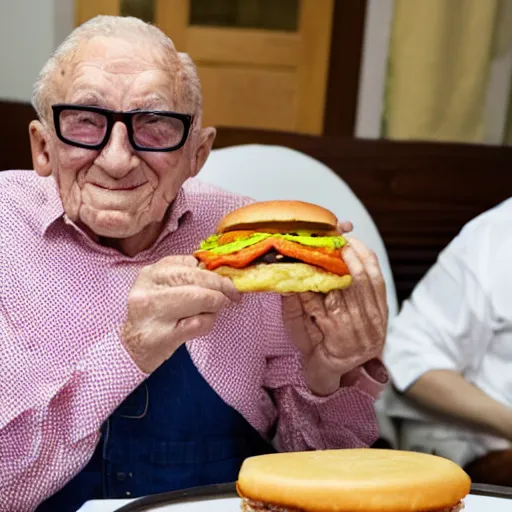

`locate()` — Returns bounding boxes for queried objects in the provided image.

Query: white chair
[199,144,398,318]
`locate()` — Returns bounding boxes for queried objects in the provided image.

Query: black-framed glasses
[51,104,193,152]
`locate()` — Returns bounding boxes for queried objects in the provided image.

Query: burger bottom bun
[213,263,352,293]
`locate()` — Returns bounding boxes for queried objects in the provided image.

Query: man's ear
[29,120,52,177]
[191,126,216,177]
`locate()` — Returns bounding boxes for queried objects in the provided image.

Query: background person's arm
[384,220,511,438]
[406,369,512,440]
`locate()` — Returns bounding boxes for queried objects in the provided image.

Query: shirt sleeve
[0,318,147,512]
[384,223,494,393]
[260,295,386,452]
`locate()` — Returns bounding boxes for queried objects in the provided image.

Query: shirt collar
[153,185,192,244]
[40,177,193,243]
[40,177,66,235]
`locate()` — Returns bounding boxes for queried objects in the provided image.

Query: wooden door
[75,0,334,135]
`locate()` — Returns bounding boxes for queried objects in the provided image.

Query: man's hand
[121,256,241,373]
[282,238,387,396]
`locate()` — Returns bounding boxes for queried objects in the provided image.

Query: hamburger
[193,200,352,293]
[237,449,471,512]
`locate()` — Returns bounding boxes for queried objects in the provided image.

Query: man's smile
[89,181,148,191]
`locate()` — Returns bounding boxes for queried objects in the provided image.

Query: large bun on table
[237,449,471,512]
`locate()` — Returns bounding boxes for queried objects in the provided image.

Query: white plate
[78,493,511,512]
[77,496,239,512]
[465,494,511,511]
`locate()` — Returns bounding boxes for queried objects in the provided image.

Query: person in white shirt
[381,198,512,485]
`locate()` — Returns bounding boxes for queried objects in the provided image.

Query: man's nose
[96,122,139,177]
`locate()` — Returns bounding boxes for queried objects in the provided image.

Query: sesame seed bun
[237,449,471,512]
[216,200,339,234]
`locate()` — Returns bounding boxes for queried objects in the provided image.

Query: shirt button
[126,491,132,497]
[117,472,126,481]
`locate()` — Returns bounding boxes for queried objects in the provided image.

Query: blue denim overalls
[36,345,275,512]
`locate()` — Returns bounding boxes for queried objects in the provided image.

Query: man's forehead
[52,35,182,107]
[71,35,175,74]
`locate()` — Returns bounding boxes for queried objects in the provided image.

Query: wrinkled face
[32,36,210,248]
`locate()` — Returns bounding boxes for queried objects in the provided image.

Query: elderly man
[0,15,388,512]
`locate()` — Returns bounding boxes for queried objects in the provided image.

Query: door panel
[199,65,297,131]
[75,0,333,135]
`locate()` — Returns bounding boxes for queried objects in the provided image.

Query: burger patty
[255,249,301,264]
[241,498,465,512]
[195,238,350,276]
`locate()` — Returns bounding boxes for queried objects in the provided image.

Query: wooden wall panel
[214,128,512,304]
[198,66,297,131]
[0,101,36,171]
[3,101,512,305]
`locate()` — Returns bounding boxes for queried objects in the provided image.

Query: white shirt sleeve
[384,222,494,392]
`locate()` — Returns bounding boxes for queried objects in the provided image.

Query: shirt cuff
[296,359,388,403]
[78,328,147,379]
[292,371,381,446]
[339,359,388,400]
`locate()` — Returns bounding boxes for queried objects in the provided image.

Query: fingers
[342,240,387,355]
[322,292,355,358]
[337,221,353,234]
[280,293,304,320]
[282,292,326,320]
[131,285,233,319]
[325,288,371,339]
[324,290,342,312]
[340,286,376,357]
[316,239,386,360]
[175,286,234,316]
[281,293,324,352]
[296,293,329,348]
[347,238,387,324]
[147,264,242,303]
[296,292,327,320]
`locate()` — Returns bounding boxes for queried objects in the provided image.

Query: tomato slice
[272,239,349,276]
[194,237,350,276]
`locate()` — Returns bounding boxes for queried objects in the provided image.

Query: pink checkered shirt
[0,170,386,511]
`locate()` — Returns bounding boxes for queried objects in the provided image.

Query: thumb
[337,221,353,234]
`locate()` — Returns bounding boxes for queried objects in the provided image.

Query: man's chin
[90,225,136,239]
[81,210,143,239]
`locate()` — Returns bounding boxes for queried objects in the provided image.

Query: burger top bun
[237,449,471,512]
[216,200,339,234]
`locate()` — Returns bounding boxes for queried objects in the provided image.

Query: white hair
[32,15,203,124]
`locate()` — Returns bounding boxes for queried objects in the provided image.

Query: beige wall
[0,0,74,102]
